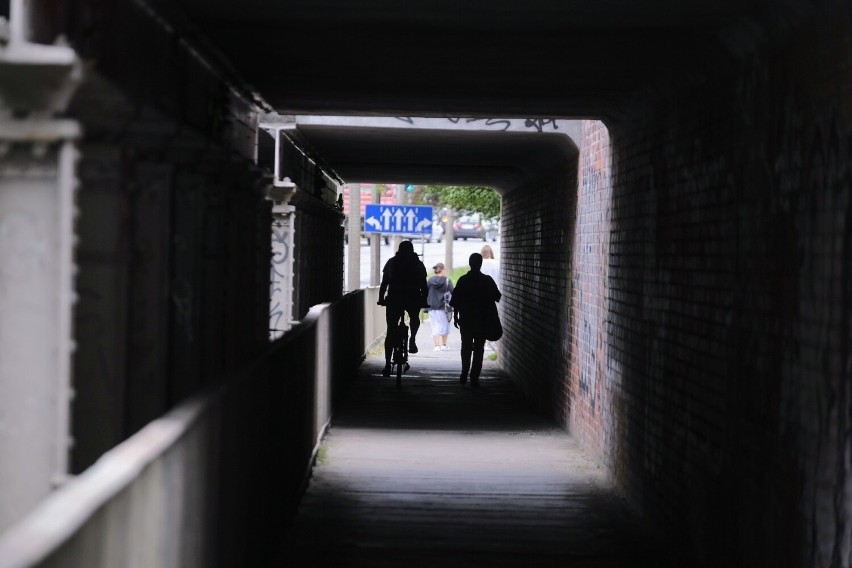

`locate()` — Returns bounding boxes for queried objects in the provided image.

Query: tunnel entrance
[257,116,641,565]
[2,1,848,566]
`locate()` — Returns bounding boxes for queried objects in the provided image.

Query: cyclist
[378,240,428,376]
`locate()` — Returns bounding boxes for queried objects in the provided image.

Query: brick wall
[568,121,613,462]
[500,159,577,422]
[573,12,852,568]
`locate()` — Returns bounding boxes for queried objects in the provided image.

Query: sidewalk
[406,313,499,361]
[274,319,674,567]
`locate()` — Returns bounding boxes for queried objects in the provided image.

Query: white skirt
[428,309,450,336]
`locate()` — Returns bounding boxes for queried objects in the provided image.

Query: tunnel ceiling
[150,0,808,191]
[285,125,577,193]
[158,0,789,120]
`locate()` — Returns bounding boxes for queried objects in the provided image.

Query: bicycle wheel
[395,321,408,389]
[394,342,406,387]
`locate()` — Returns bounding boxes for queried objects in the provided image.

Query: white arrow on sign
[365,217,382,230]
[393,209,404,231]
[416,218,431,232]
[381,209,392,230]
[405,209,416,231]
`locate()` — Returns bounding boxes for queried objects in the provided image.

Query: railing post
[0,6,82,531]
[270,199,296,339]
[346,183,361,291]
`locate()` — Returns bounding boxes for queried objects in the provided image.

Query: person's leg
[431,310,449,350]
[459,327,472,384]
[383,305,402,375]
[406,304,420,353]
[470,335,486,386]
[429,310,442,348]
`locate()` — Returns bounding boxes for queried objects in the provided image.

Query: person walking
[378,240,428,376]
[450,253,501,387]
[480,244,500,287]
[479,244,500,352]
[426,262,454,351]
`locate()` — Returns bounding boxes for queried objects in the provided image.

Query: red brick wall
[500,159,578,422]
[568,120,613,462]
[572,12,852,568]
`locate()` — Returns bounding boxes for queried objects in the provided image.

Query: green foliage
[450,266,469,282]
[423,185,501,219]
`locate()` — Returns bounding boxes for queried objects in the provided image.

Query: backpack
[442,289,453,321]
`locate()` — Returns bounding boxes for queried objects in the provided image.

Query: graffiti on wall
[269,213,293,339]
[524,119,561,132]
[395,117,562,132]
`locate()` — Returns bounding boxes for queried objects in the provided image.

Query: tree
[423,185,501,219]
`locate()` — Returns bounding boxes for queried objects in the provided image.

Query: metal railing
[0,289,384,568]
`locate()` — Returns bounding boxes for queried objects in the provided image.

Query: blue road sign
[364,204,433,234]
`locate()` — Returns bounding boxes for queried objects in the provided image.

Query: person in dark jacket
[426,262,454,351]
[378,240,428,376]
[450,253,501,387]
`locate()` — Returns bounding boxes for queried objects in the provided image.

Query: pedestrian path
[273,322,674,567]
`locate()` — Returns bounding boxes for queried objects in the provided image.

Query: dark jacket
[426,275,454,310]
[449,269,501,336]
[379,251,428,305]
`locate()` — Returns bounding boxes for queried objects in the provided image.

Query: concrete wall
[0,134,78,533]
[362,286,387,352]
[570,11,852,567]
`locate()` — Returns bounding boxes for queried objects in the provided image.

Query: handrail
[0,397,209,568]
[0,290,369,568]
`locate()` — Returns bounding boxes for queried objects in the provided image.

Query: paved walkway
[275,323,673,567]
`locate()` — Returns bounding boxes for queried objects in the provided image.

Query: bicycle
[389,314,410,388]
[378,301,412,389]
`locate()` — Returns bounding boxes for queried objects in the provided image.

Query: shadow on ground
[271,331,678,567]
